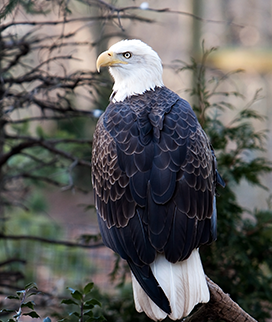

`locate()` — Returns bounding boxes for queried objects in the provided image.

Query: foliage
[176,44,272,321]
[59,282,105,322]
[0,282,104,322]
[0,282,40,322]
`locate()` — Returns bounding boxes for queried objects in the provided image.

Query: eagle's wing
[92,112,171,313]
[92,87,222,312]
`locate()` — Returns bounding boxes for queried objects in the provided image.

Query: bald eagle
[92,39,224,321]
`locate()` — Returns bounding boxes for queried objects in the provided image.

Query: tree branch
[5,134,92,145]
[0,258,26,267]
[0,14,153,32]
[185,277,258,322]
[0,137,92,168]
[2,42,30,73]
[0,234,104,249]
[0,140,40,167]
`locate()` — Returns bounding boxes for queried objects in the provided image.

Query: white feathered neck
[108,40,164,102]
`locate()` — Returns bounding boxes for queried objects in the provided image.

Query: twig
[0,14,153,32]
[0,258,26,267]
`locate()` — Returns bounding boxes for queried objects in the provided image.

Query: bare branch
[0,258,26,267]
[0,136,92,168]
[6,173,90,193]
[0,233,104,249]
[5,134,93,145]
[40,141,92,167]
[0,140,40,167]
[79,0,244,28]
[2,44,30,73]
[0,13,153,32]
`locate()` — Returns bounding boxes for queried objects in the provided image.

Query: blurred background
[1,0,272,321]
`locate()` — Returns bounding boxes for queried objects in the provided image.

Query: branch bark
[185,277,258,322]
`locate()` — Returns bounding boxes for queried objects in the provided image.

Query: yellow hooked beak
[96,51,128,72]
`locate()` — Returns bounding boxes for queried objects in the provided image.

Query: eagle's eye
[123,52,132,59]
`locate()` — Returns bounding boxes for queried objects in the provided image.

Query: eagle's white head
[96,39,164,102]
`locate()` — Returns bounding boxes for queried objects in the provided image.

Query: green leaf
[24,282,38,290]
[22,301,35,310]
[71,290,83,301]
[85,318,95,322]
[85,299,101,307]
[83,310,94,317]
[83,304,94,310]
[23,311,40,318]
[83,282,94,295]
[61,299,78,306]
[69,311,80,317]
[27,291,40,297]
[6,295,20,300]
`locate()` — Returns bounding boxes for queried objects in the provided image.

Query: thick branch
[185,277,258,322]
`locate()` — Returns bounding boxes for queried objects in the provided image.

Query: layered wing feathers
[92,86,220,312]
[92,86,217,262]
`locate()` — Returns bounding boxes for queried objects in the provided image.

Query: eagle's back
[92,86,218,317]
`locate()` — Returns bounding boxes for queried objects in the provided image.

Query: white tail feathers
[131,249,210,321]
